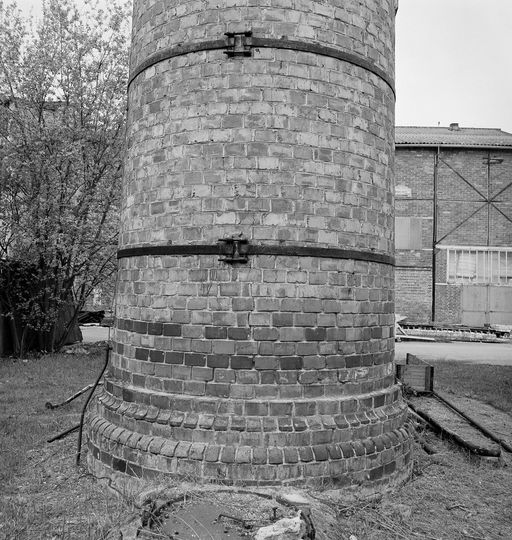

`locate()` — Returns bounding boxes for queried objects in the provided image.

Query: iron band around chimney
[128,36,395,95]
[117,243,395,267]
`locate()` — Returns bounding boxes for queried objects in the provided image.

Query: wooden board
[436,393,512,452]
[396,353,434,393]
[409,395,501,457]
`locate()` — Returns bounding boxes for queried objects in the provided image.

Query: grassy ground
[0,347,138,539]
[1,349,511,539]
[432,360,512,413]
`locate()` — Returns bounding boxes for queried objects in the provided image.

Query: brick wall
[129,0,396,79]
[88,0,414,490]
[437,150,512,246]
[395,268,431,322]
[435,283,462,324]
[395,146,512,324]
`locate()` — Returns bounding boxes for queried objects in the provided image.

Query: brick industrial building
[395,124,512,326]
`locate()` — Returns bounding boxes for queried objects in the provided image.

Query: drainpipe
[431,147,439,322]
[431,146,439,323]
[486,150,491,247]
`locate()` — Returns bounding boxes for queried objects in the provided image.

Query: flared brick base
[87,383,413,488]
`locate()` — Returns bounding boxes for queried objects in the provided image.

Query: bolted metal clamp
[224,31,253,57]
[218,236,249,264]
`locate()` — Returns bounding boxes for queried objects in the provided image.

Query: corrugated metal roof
[395,125,512,148]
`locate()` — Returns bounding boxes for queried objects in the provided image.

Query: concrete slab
[80,326,111,343]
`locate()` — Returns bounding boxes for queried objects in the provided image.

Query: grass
[0,348,104,484]
[0,346,138,539]
[1,347,512,539]
[337,434,512,539]
[431,360,512,413]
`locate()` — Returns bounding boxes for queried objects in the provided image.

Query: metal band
[117,244,394,267]
[252,38,394,94]
[128,37,395,95]
[128,39,226,88]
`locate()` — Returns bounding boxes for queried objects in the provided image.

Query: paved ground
[81,326,512,366]
[396,340,512,366]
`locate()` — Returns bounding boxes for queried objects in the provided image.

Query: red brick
[206,383,230,398]
[279,357,303,370]
[230,356,254,369]
[184,353,206,366]
[163,324,182,337]
[252,448,267,465]
[206,355,229,368]
[268,448,284,464]
[165,352,184,364]
[205,326,227,339]
[245,402,269,416]
[227,328,250,340]
[220,447,235,463]
[204,445,221,462]
[305,328,326,341]
[235,447,252,463]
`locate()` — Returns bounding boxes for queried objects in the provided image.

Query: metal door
[462,285,512,326]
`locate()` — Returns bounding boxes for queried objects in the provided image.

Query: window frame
[441,246,512,284]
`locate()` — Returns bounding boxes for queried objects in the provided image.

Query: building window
[445,247,512,284]
[395,184,412,198]
[395,217,423,249]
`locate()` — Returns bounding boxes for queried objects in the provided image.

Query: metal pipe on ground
[45,382,103,410]
[47,424,80,443]
[76,344,110,466]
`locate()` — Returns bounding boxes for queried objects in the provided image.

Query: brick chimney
[88,0,413,492]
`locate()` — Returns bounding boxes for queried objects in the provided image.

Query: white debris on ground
[62,344,89,355]
[253,511,305,540]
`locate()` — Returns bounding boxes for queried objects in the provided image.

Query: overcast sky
[396,0,512,133]
[15,0,512,133]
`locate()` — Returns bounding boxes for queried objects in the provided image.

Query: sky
[14,0,512,134]
[396,0,512,133]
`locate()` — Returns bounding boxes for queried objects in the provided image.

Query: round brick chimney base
[87,431,413,499]
[86,386,413,490]
[88,0,414,491]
